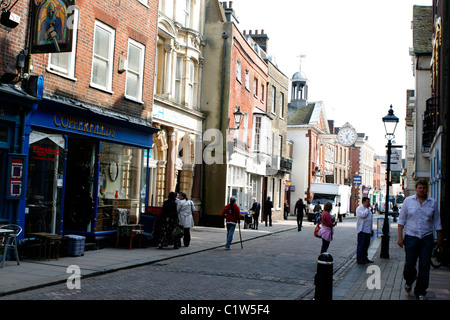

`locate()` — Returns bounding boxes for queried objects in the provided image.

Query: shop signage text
[53,113,116,138]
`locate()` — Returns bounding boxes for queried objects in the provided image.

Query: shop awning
[28,94,159,149]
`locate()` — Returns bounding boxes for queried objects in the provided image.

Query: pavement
[1,215,449,300]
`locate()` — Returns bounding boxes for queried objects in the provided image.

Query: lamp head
[382,105,399,139]
[233,106,244,129]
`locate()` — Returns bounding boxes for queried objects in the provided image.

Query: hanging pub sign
[30,0,76,53]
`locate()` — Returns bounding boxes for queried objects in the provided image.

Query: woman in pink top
[318,202,337,253]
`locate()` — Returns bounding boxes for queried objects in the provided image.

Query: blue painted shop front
[0,84,39,228]
[20,96,158,243]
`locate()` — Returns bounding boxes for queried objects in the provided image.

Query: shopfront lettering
[54,113,116,138]
[32,145,61,156]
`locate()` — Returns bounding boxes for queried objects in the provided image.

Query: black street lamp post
[380,105,399,259]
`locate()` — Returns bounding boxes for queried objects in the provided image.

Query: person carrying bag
[176,192,195,247]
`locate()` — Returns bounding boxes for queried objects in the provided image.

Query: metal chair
[0,224,22,268]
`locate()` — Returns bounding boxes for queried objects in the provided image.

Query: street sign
[353,176,362,185]
[390,149,402,171]
[391,171,401,184]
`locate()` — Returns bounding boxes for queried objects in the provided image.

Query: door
[63,137,96,231]
[26,132,66,235]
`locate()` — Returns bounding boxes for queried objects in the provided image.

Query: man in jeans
[221,196,241,250]
[356,197,373,264]
[397,179,442,300]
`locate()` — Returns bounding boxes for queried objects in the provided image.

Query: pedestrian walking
[284,200,290,220]
[393,203,399,222]
[250,198,260,230]
[356,197,374,264]
[221,196,241,250]
[397,179,442,300]
[264,196,273,227]
[158,192,180,249]
[177,192,195,247]
[294,197,307,231]
[317,202,336,254]
[314,201,322,224]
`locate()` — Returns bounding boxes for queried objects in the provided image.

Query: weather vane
[296,54,306,72]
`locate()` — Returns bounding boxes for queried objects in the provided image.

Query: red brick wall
[0,0,30,75]
[229,24,268,147]
[350,147,361,211]
[0,0,158,121]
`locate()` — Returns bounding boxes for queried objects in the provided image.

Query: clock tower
[289,55,309,109]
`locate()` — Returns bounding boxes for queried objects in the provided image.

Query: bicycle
[430,230,449,269]
[430,238,441,269]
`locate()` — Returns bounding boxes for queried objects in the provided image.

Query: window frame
[245,69,250,91]
[253,116,261,152]
[125,38,146,103]
[271,86,276,114]
[174,55,183,104]
[137,0,149,7]
[279,92,285,119]
[236,59,242,83]
[187,59,195,108]
[47,7,79,80]
[90,20,116,93]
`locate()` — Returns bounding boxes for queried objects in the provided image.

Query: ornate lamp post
[380,105,399,259]
[231,106,244,130]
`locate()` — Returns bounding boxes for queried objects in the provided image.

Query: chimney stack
[247,30,269,53]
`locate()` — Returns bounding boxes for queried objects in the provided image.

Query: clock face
[338,128,357,146]
[109,162,118,181]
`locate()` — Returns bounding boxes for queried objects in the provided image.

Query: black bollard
[314,252,334,300]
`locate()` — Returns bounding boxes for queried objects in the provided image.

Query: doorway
[63,137,96,231]
[26,132,66,235]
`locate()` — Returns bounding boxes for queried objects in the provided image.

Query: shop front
[20,96,159,242]
[150,103,203,223]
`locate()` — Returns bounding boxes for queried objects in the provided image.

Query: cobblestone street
[1,217,357,300]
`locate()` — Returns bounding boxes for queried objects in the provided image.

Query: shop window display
[97,142,146,230]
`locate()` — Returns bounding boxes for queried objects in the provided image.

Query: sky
[230,0,432,156]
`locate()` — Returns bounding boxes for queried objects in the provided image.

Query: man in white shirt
[356,197,373,264]
[397,179,442,300]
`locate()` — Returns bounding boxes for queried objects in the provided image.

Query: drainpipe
[219,31,228,132]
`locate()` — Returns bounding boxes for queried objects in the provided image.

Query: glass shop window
[97,142,146,229]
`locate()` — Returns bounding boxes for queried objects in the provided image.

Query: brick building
[201,1,282,226]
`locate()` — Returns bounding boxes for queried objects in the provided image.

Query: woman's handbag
[314,223,321,238]
[172,225,184,241]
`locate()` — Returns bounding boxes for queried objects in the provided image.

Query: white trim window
[271,86,276,114]
[177,0,191,27]
[175,55,183,104]
[91,21,115,92]
[245,69,250,91]
[125,39,145,102]
[253,116,261,152]
[279,92,285,118]
[236,59,241,83]
[187,59,195,108]
[48,7,79,79]
[260,84,265,102]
